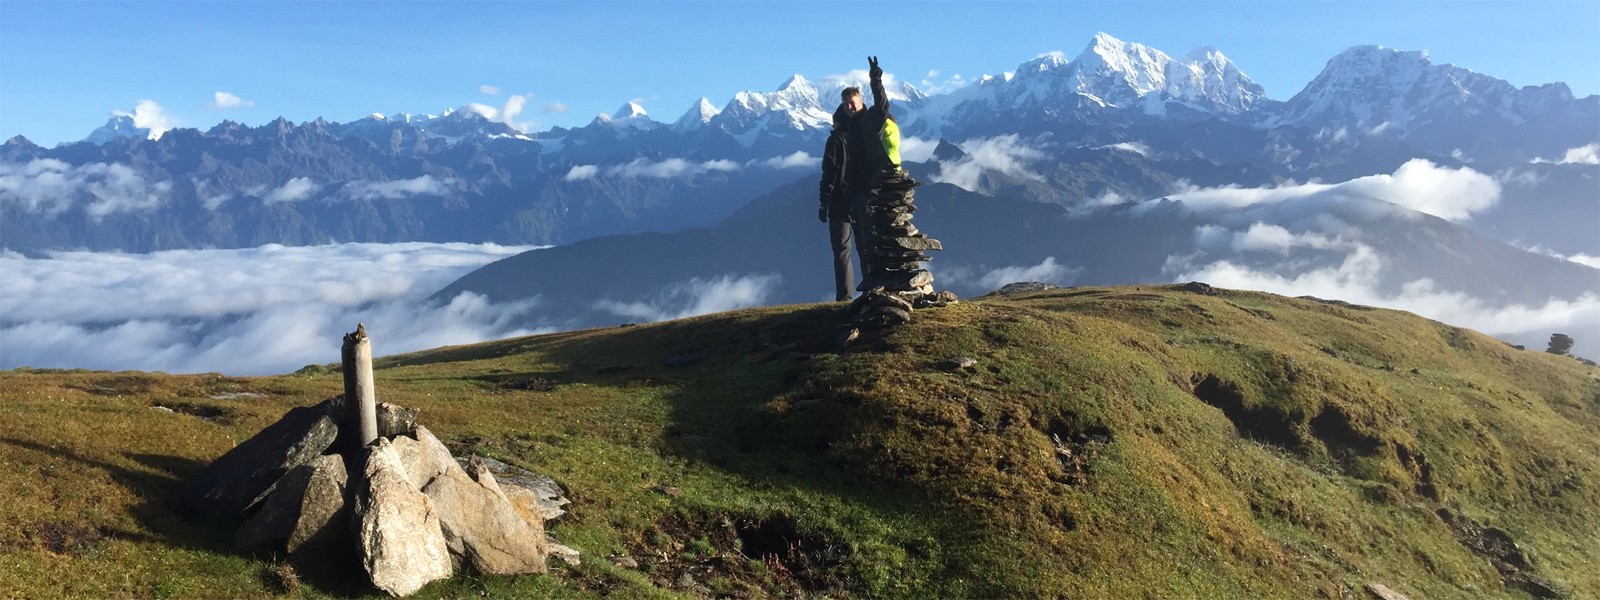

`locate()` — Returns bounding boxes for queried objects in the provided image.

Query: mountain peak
[614,101,649,120]
[83,115,152,146]
[778,74,814,92]
[672,97,721,131]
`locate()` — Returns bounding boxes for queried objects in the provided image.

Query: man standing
[822,57,898,301]
[818,106,857,301]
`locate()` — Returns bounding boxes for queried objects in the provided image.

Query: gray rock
[835,327,860,350]
[941,357,978,372]
[286,454,350,555]
[875,236,943,251]
[610,555,639,569]
[423,456,548,575]
[390,425,455,491]
[376,402,418,438]
[995,281,1061,295]
[547,538,581,566]
[458,455,571,523]
[355,439,453,597]
[1366,583,1411,600]
[179,398,342,519]
[236,458,317,549]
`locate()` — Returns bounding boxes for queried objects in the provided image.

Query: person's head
[841,87,864,113]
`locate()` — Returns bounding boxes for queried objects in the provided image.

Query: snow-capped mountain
[910,32,1268,137]
[671,98,721,132]
[10,33,1594,260]
[1270,45,1599,162]
[84,115,154,145]
[709,75,835,141]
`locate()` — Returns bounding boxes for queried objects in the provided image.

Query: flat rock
[424,456,548,576]
[356,439,453,597]
[941,357,978,372]
[1365,583,1411,600]
[547,538,581,566]
[995,281,1061,295]
[875,236,942,252]
[179,398,341,519]
[459,455,571,523]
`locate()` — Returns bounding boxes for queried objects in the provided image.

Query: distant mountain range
[2,32,1595,259]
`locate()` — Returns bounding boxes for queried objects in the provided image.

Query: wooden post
[341,322,379,447]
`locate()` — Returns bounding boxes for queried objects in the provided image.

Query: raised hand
[868,56,882,79]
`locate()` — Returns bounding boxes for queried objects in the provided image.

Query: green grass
[2,284,1596,598]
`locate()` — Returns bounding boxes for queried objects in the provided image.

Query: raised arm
[868,56,889,114]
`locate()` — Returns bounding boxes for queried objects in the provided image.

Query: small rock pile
[179,397,568,597]
[838,169,957,347]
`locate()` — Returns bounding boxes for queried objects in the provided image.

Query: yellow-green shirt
[881,119,901,167]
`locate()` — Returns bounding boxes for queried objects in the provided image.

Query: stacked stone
[179,397,571,597]
[838,169,958,346]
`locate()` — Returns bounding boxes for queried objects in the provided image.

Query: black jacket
[846,70,893,190]
[819,120,851,219]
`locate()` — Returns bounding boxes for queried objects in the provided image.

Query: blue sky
[2,1,1596,146]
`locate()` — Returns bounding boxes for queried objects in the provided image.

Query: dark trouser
[828,215,858,301]
[849,188,874,284]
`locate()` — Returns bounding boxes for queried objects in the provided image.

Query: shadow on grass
[0,437,369,597]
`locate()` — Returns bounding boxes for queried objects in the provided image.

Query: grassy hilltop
[2,285,1596,598]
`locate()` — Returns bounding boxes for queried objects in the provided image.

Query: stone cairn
[178,324,573,597]
[839,169,958,348]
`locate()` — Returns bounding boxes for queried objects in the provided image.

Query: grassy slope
[1,285,1596,599]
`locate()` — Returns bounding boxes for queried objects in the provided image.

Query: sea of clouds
[0,242,791,375]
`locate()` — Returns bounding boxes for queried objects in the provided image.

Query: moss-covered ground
[2,284,1596,598]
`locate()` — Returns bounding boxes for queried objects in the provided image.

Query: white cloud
[607,157,739,179]
[593,273,780,323]
[463,103,499,119]
[1531,143,1600,165]
[919,71,969,95]
[1520,245,1600,270]
[760,151,820,169]
[0,159,172,219]
[899,136,938,163]
[0,242,549,374]
[263,177,322,204]
[1154,158,1500,223]
[480,85,501,96]
[212,91,253,109]
[342,175,452,200]
[564,164,599,181]
[932,134,1049,191]
[113,100,176,140]
[1170,245,1600,354]
[1227,223,1353,255]
[543,102,569,114]
[1097,141,1151,156]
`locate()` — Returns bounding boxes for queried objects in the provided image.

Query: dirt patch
[155,401,239,425]
[1435,507,1566,598]
[627,511,850,597]
[1308,405,1382,462]
[32,522,108,556]
[71,373,162,396]
[1190,374,1300,449]
[1042,417,1112,489]
[1393,443,1440,500]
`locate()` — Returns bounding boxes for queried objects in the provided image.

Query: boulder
[423,456,548,575]
[236,458,317,549]
[179,398,342,518]
[390,425,455,491]
[286,454,350,555]
[355,439,453,597]
[376,402,418,438]
[460,455,571,522]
